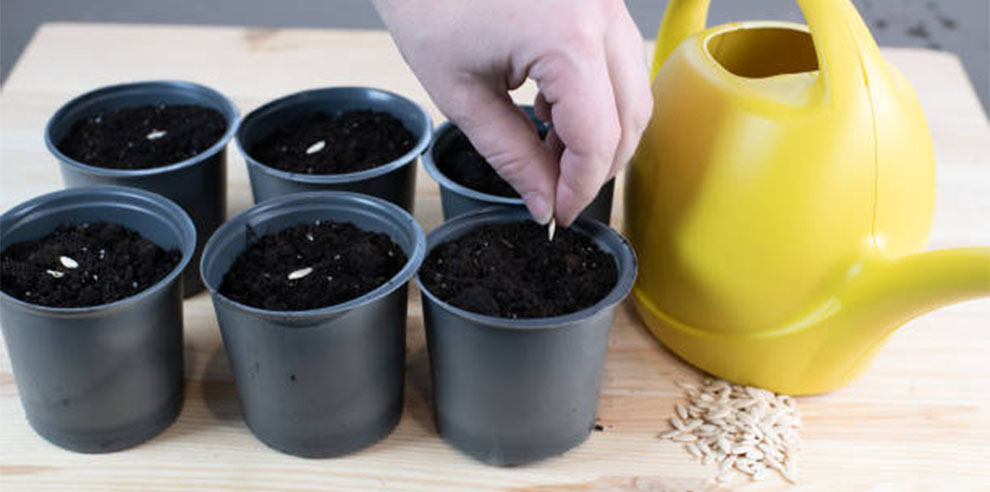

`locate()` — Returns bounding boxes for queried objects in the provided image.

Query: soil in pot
[249,110,415,175]
[437,132,519,198]
[420,221,617,318]
[1,222,182,308]
[437,118,550,198]
[57,104,227,170]
[219,220,408,311]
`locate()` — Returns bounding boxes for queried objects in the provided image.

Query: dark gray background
[1,0,987,112]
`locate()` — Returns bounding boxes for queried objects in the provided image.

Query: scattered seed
[659,377,803,484]
[59,256,79,269]
[681,419,703,432]
[305,140,327,154]
[46,269,64,278]
[287,267,313,280]
[146,129,167,140]
[685,442,702,459]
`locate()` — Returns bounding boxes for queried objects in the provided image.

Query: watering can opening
[705,26,819,79]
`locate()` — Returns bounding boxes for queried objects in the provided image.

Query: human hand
[372,0,653,226]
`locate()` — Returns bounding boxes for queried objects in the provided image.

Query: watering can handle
[651,0,883,105]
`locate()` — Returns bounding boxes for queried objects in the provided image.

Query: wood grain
[1,23,988,491]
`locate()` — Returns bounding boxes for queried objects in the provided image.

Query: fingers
[532,42,621,226]
[534,92,552,123]
[450,82,558,224]
[603,7,654,180]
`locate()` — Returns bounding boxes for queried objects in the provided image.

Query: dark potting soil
[0,222,182,308]
[249,110,416,174]
[219,220,408,311]
[419,221,618,318]
[437,132,520,198]
[57,104,227,170]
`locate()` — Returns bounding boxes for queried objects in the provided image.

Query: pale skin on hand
[372,0,654,227]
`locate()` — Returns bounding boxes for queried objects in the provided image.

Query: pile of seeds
[660,379,802,484]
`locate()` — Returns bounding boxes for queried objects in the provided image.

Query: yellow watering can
[625,0,990,394]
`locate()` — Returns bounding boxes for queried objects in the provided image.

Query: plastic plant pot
[416,207,637,466]
[44,80,239,296]
[200,191,426,458]
[0,186,195,453]
[422,105,615,224]
[235,87,432,212]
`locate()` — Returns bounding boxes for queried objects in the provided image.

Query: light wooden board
[1,23,989,492]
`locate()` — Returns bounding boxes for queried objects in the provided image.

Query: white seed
[681,419,703,432]
[305,140,326,154]
[662,377,802,484]
[659,429,679,439]
[721,455,736,473]
[59,256,79,269]
[287,267,313,280]
[685,442,702,459]
[146,129,167,140]
[46,269,64,278]
[746,448,765,460]
[547,218,556,241]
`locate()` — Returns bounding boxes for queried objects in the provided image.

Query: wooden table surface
[1,23,988,492]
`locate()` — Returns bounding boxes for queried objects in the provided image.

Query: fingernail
[527,194,553,225]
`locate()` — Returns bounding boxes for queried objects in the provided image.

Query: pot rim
[200,190,426,321]
[415,206,637,330]
[236,86,433,185]
[44,80,241,178]
[0,186,196,315]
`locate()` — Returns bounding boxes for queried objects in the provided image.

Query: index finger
[531,43,621,226]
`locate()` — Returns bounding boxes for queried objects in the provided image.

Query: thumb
[445,86,557,224]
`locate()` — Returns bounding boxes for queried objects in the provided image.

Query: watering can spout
[849,248,990,332]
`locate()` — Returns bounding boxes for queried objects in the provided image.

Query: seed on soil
[145,129,168,140]
[58,256,79,269]
[659,378,802,484]
[2,222,181,307]
[305,140,326,155]
[287,267,313,280]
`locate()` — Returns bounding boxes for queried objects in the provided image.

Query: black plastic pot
[200,191,426,458]
[416,207,636,466]
[236,87,432,212]
[422,106,615,224]
[0,186,195,453]
[44,80,239,296]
